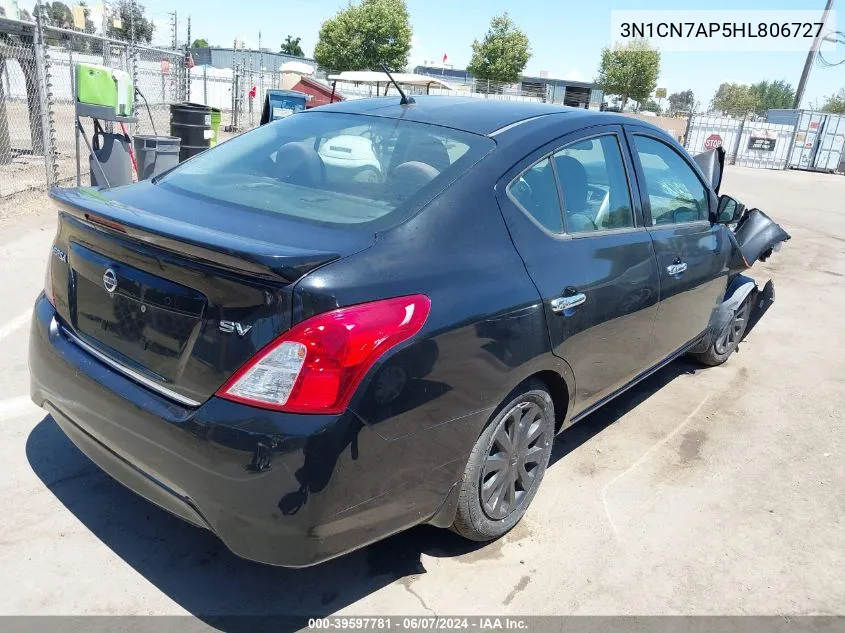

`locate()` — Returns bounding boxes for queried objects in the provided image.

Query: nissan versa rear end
[30,97,787,567]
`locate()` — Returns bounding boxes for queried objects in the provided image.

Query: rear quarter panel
[294,158,572,452]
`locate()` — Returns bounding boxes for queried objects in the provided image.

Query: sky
[20,0,845,107]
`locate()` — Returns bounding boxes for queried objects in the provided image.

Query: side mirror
[715,195,745,224]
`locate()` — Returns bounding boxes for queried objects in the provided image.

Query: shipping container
[767,109,845,173]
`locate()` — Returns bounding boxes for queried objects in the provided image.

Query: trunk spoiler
[693,146,726,195]
[49,187,341,284]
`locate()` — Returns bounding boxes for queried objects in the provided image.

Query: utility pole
[101,0,109,65]
[185,15,191,101]
[247,42,253,127]
[168,11,177,51]
[130,0,137,120]
[793,0,835,109]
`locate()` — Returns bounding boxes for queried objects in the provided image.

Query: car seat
[554,155,596,232]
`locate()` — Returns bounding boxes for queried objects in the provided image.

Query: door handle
[551,292,587,313]
[667,262,688,276]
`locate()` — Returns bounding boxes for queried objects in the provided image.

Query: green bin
[210,108,221,147]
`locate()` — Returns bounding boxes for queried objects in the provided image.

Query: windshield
[160,111,494,229]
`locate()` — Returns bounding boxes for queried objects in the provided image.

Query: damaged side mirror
[716,195,745,225]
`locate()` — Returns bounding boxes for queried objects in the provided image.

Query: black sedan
[30,96,788,567]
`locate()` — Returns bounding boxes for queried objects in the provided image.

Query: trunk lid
[48,184,373,406]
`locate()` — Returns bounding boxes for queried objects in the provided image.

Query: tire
[693,296,752,367]
[451,380,555,542]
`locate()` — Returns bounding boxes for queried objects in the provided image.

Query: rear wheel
[451,380,555,541]
[694,297,751,367]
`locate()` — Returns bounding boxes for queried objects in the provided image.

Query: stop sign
[704,133,723,150]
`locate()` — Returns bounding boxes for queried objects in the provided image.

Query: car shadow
[550,357,700,466]
[25,358,699,630]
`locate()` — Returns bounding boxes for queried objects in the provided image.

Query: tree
[596,39,660,111]
[77,2,96,34]
[750,79,795,113]
[42,2,74,28]
[466,13,531,84]
[191,38,209,48]
[314,0,412,72]
[640,98,662,114]
[712,80,795,115]
[281,35,304,57]
[822,88,845,114]
[711,82,756,114]
[106,0,154,43]
[668,89,695,114]
[19,8,33,21]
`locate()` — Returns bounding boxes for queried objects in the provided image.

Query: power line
[817,30,845,67]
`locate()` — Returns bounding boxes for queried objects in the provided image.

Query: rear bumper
[29,295,465,567]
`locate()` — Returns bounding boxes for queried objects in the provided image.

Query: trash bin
[260,89,307,125]
[89,120,132,188]
[133,134,181,180]
[170,102,212,162]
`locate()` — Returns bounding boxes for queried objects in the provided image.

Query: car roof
[308,96,607,136]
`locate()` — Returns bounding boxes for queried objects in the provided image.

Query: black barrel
[170,102,212,162]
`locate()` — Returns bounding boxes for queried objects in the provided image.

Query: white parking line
[0,310,31,342]
[0,395,39,419]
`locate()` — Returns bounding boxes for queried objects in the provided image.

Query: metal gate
[685,114,794,170]
[781,110,845,172]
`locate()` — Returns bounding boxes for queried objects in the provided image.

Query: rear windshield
[160,111,494,228]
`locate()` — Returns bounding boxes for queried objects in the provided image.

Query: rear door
[496,125,660,411]
[624,126,731,361]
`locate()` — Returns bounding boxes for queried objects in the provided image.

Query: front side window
[553,135,634,233]
[160,112,493,229]
[507,158,564,233]
[633,135,710,225]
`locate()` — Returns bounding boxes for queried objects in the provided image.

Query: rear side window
[160,112,493,229]
[507,158,564,233]
[633,135,709,225]
[553,135,634,233]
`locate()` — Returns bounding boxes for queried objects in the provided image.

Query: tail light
[217,294,431,414]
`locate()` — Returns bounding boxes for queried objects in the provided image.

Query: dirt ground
[0,167,842,623]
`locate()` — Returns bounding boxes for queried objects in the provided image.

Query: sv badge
[219,320,253,337]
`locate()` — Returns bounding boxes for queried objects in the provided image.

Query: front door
[497,126,660,412]
[624,128,731,362]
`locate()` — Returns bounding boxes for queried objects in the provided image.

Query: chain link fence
[0,15,184,198]
[0,25,52,196]
[5,13,833,200]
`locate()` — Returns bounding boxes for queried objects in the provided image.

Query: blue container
[766,109,801,126]
[260,89,307,125]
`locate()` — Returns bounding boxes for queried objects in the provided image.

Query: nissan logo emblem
[103,268,118,293]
